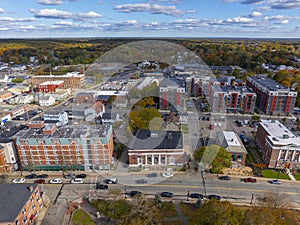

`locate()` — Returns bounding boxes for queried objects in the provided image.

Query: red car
[34,179,45,184]
[243,178,257,183]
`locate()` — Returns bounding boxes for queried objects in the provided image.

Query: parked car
[103,178,118,184]
[146,172,158,178]
[37,174,48,179]
[130,191,142,197]
[49,178,62,184]
[160,192,174,198]
[190,193,204,199]
[71,178,84,184]
[269,179,282,185]
[135,179,147,184]
[34,179,45,184]
[208,195,221,200]
[218,175,231,181]
[243,178,257,183]
[64,173,75,179]
[75,174,87,179]
[12,178,25,183]
[25,174,37,179]
[162,172,174,178]
[96,183,108,189]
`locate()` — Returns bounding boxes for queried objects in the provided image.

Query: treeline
[0,38,299,73]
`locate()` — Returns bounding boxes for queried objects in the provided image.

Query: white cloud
[267,0,300,10]
[0,17,35,22]
[55,21,73,26]
[33,8,102,20]
[258,6,271,10]
[0,8,4,13]
[279,19,289,24]
[38,0,63,5]
[186,10,197,14]
[250,11,263,17]
[114,3,184,17]
[226,16,254,23]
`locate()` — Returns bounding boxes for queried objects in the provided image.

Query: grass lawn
[161,202,178,217]
[180,202,201,217]
[292,173,300,181]
[72,209,96,225]
[262,169,290,180]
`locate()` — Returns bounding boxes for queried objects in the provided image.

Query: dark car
[37,174,48,179]
[190,193,204,199]
[130,191,142,197]
[96,183,108,189]
[218,175,231,181]
[208,195,221,200]
[146,173,158,178]
[243,178,257,183]
[25,174,37,179]
[34,179,45,184]
[103,179,117,184]
[64,173,75,179]
[135,179,147,184]
[160,192,174,198]
[75,174,87,179]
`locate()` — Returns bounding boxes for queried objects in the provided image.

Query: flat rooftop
[260,119,300,146]
[248,75,293,92]
[15,124,111,139]
[217,131,247,154]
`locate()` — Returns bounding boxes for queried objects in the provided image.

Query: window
[137,157,142,165]
[77,159,81,164]
[161,156,166,164]
[46,159,50,164]
[169,156,175,165]
[54,155,58,159]
[76,150,80,155]
[55,160,59,164]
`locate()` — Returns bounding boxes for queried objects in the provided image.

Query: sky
[0,0,299,38]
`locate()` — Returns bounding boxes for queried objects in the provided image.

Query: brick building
[256,119,300,169]
[128,130,184,168]
[0,184,43,225]
[38,80,64,93]
[0,91,12,102]
[0,138,18,172]
[159,79,186,111]
[210,85,256,113]
[15,122,114,171]
[31,72,85,88]
[247,75,297,115]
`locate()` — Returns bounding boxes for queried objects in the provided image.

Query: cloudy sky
[0,0,299,38]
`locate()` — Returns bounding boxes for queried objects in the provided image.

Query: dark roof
[0,124,26,139]
[248,75,291,91]
[97,95,110,101]
[0,184,38,223]
[101,113,117,120]
[129,130,183,150]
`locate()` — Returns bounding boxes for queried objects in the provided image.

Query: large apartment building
[159,79,186,111]
[210,85,256,113]
[247,75,297,115]
[15,122,113,171]
[31,72,85,88]
[256,119,300,169]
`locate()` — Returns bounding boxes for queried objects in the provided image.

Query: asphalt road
[26,171,300,224]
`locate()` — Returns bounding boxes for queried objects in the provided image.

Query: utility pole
[200,170,207,197]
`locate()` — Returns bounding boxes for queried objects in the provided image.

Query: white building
[39,95,55,107]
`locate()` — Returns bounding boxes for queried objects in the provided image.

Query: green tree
[190,200,245,225]
[12,77,24,83]
[193,144,231,173]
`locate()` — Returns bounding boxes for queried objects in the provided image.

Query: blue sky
[0,0,299,38]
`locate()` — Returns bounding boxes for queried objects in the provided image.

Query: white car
[71,178,83,184]
[12,178,25,183]
[162,172,174,178]
[49,178,63,184]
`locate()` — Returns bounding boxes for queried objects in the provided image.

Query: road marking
[151,184,300,195]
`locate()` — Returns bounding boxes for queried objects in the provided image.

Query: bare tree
[255,191,293,209]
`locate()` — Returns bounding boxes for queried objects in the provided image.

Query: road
[30,171,300,224]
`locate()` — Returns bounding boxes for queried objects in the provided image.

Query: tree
[190,200,245,225]
[121,195,163,225]
[129,97,162,133]
[282,117,287,125]
[251,115,260,122]
[193,144,231,173]
[12,77,24,83]
[296,118,300,131]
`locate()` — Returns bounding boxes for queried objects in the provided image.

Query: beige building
[257,119,300,169]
